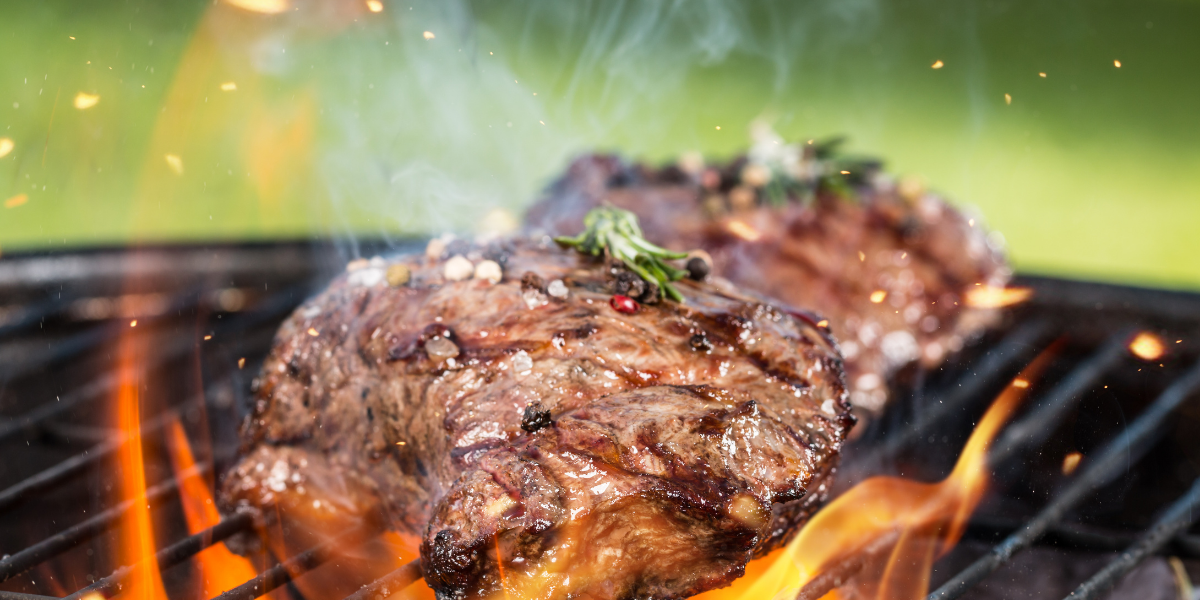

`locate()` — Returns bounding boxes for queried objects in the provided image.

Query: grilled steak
[526,146,1010,414]
[220,238,852,600]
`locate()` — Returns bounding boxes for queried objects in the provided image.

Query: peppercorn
[686,257,711,281]
[521,402,553,433]
[610,294,639,314]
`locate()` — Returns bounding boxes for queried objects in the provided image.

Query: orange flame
[114,332,168,600]
[696,347,1057,600]
[165,419,258,598]
[1128,331,1165,361]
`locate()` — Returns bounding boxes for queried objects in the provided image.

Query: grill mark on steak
[220,239,850,600]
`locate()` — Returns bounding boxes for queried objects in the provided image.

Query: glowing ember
[964,286,1033,309]
[307,327,320,336]
[166,419,258,597]
[696,347,1057,600]
[1129,331,1165,361]
[1012,378,1029,389]
[130,319,138,327]
[423,31,436,40]
[5,193,28,208]
[220,81,238,91]
[1039,72,1047,78]
[869,290,887,304]
[224,0,289,14]
[73,92,100,110]
[931,60,944,69]
[164,154,184,175]
[1114,59,1122,68]
[726,220,761,242]
[1005,93,1012,105]
[238,357,246,369]
[366,0,384,12]
[0,137,12,158]
[1062,451,1083,475]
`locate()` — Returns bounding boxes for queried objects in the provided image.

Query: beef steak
[525,151,1011,414]
[220,238,851,600]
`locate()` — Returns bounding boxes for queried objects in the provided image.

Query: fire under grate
[1,243,1199,600]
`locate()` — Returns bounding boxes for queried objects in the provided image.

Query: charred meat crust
[220,238,851,600]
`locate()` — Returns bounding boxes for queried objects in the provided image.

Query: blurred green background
[0,0,1197,289]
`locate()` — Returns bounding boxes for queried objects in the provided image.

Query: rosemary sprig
[555,206,690,302]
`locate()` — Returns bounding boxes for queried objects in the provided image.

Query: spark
[1039,72,1047,78]
[5,194,28,208]
[715,126,721,130]
[220,81,237,91]
[840,170,850,175]
[69,36,76,40]
[816,320,829,328]
[1005,93,1012,105]
[931,59,944,69]
[423,31,435,40]
[964,286,1033,309]
[224,0,289,14]
[130,320,138,327]
[1114,59,1122,68]
[1012,379,1030,389]
[73,92,100,110]
[1062,452,1083,475]
[164,154,184,175]
[307,327,320,337]
[203,335,213,341]
[858,251,865,262]
[726,220,760,242]
[366,0,383,12]
[238,358,246,369]
[968,218,975,227]
[869,290,887,304]
[1128,332,1165,361]
[0,136,13,158]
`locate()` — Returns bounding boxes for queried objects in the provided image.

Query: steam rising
[255,0,885,245]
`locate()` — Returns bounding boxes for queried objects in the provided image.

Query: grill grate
[1,244,1199,600]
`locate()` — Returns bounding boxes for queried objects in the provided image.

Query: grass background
[0,0,1197,290]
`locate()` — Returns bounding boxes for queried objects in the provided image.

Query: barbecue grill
[1,241,1199,600]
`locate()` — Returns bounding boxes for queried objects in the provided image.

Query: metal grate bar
[0,285,303,445]
[0,465,207,583]
[0,591,59,600]
[963,517,1200,559]
[63,513,254,600]
[1063,476,1200,600]
[342,560,423,600]
[213,541,338,600]
[988,329,1132,466]
[0,385,217,515]
[927,357,1200,600]
[0,289,207,383]
[859,319,1050,465]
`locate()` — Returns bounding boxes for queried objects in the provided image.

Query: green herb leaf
[555,207,690,302]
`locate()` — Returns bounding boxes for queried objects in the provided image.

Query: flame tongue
[696,346,1057,600]
[115,333,168,600]
[165,419,258,598]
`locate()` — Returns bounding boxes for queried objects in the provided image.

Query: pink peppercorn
[610,294,640,314]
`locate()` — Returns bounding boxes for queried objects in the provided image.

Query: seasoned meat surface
[220,239,852,600]
[526,152,1010,413]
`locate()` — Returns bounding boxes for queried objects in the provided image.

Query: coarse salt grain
[547,279,568,299]
[444,256,474,281]
[474,260,502,284]
[425,237,447,259]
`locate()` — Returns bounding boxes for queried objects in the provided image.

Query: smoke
[248,0,888,248]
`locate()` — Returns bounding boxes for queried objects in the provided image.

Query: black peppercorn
[686,256,711,281]
[521,402,553,433]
